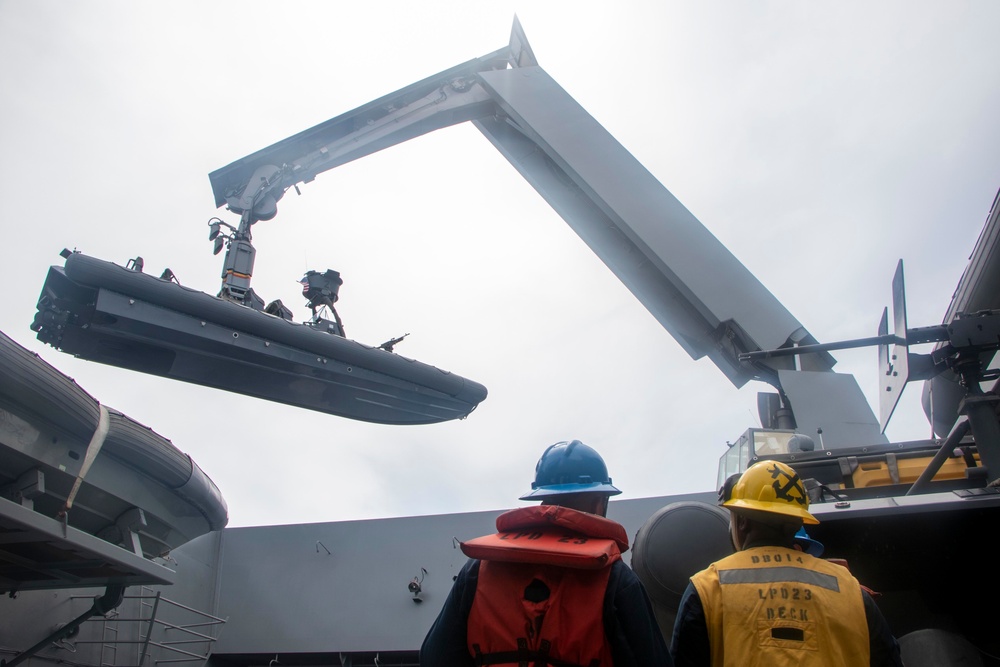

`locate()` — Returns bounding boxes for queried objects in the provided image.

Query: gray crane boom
[209,18,886,446]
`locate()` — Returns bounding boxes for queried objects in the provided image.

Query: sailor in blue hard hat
[420,439,671,666]
[519,440,622,515]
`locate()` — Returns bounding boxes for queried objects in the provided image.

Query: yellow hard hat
[721,461,819,524]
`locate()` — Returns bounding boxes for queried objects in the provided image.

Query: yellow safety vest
[691,547,869,667]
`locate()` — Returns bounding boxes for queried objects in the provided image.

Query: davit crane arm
[209,18,886,447]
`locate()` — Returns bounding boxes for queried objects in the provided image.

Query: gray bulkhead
[0,493,711,665]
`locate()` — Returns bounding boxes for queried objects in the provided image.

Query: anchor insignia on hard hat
[767,463,808,507]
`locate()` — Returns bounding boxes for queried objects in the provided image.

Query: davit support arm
[209,18,885,446]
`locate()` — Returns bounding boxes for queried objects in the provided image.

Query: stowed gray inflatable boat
[0,329,227,591]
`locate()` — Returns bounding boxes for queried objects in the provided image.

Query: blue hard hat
[520,440,622,500]
[794,527,824,557]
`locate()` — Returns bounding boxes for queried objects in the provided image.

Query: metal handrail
[71,591,227,666]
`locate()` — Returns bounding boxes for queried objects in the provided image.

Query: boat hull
[31,252,488,426]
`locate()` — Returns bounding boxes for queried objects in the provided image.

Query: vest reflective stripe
[691,547,869,667]
[718,566,840,591]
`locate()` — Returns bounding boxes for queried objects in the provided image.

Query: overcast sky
[2,1,1000,528]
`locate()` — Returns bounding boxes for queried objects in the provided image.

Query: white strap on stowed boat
[59,403,110,521]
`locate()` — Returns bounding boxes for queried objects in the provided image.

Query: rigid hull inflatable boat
[31,251,488,426]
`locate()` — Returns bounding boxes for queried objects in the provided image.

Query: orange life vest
[461,506,626,667]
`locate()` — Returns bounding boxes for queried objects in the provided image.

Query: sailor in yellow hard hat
[669,460,904,667]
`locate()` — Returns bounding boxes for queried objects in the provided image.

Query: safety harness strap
[471,640,601,667]
[58,403,110,521]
